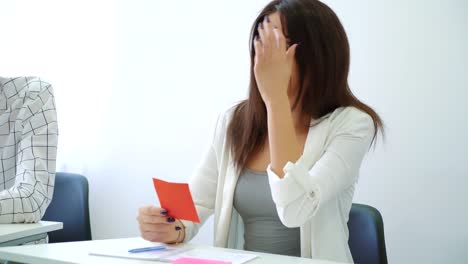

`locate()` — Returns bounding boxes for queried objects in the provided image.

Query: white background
[1,0,467,263]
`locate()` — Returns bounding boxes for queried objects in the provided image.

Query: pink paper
[171,257,231,264]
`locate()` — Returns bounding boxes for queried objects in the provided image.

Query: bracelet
[174,229,182,245]
[171,219,186,244]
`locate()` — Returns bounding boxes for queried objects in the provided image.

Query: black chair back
[43,172,92,242]
[348,203,388,264]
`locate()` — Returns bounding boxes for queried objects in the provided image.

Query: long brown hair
[227,0,384,173]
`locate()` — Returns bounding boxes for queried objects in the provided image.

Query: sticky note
[171,257,231,264]
[153,178,200,223]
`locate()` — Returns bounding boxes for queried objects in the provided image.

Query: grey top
[233,168,301,257]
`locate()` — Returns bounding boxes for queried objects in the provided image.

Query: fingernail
[175,226,181,231]
[167,217,175,223]
[161,210,168,215]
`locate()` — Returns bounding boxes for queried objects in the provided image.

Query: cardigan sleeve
[267,109,375,228]
[181,111,228,241]
[181,144,218,241]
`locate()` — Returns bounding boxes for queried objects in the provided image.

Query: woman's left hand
[254,16,298,106]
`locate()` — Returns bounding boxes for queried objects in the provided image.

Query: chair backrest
[348,203,388,264]
[42,172,92,243]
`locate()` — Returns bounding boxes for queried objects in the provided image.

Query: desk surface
[0,221,63,244]
[0,237,345,264]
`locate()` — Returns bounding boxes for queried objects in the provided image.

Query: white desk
[0,221,63,247]
[0,237,345,264]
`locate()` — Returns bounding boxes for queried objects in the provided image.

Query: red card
[152,178,200,223]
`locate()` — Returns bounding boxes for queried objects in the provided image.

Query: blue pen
[128,245,167,253]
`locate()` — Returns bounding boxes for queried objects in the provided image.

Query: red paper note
[171,257,231,264]
[153,178,200,223]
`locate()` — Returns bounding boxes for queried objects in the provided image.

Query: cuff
[268,160,322,216]
[180,220,194,242]
[267,162,307,207]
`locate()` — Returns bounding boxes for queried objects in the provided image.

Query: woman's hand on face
[254,15,298,106]
[137,205,183,243]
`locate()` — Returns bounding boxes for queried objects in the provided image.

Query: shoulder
[217,103,238,127]
[326,106,375,139]
[1,76,54,103]
[1,77,56,122]
[328,106,373,125]
[210,103,238,144]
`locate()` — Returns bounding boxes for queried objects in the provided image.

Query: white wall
[322,1,468,263]
[1,1,466,263]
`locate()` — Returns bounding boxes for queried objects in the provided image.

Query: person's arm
[0,79,58,223]
[138,112,225,243]
[266,98,302,177]
[267,110,374,227]
[253,16,375,227]
[180,143,218,242]
[179,113,226,242]
[253,15,300,177]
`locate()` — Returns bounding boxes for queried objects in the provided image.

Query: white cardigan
[181,106,375,263]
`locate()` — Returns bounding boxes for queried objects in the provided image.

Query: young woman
[137,0,383,262]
